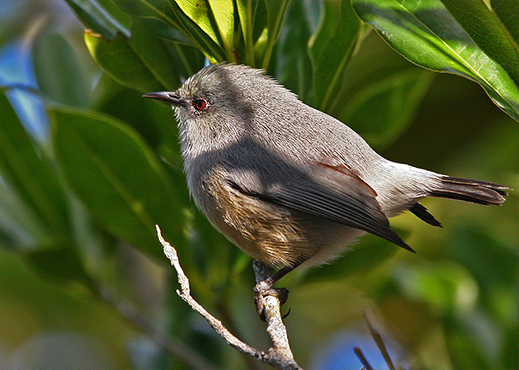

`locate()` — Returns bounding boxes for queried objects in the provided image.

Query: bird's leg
[253,261,295,321]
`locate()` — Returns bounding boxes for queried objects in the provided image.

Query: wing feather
[227,162,414,252]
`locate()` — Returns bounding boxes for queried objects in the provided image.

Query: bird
[143,63,508,313]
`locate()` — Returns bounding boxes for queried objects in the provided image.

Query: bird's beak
[142,91,183,106]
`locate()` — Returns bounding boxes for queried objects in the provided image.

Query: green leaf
[85,21,182,92]
[262,0,290,69]
[236,0,256,66]
[309,0,361,112]
[207,0,234,57]
[65,0,131,39]
[441,0,519,87]
[0,92,69,246]
[174,0,235,59]
[33,32,91,107]
[112,0,225,62]
[447,329,492,369]
[50,107,188,262]
[24,246,94,286]
[93,75,182,151]
[352,0,519,123]
[491,0,519,46]
[0,183,54,249]
[450,227,519,298]
[394,261,478,314]
[274,0,313,102]
[342,69,434,149]
[175,0,220,45]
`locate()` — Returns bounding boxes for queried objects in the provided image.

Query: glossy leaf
[352,0,519,123]
[65,0,131,39]
[85,21,182,92]
[309,0,361,112]
[0,92,69,246]
[50,107,188,262]
[441,0,519,87]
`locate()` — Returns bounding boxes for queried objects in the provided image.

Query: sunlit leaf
[207,0,234,57]
[175,0,220,46]
[174,0,235,59]
[441,0,519,87]
[352,0,519,122]
[236,0,256,66]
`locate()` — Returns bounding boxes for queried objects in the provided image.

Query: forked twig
[156,225,303,370]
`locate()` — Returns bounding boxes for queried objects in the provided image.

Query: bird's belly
[195,172,365,268]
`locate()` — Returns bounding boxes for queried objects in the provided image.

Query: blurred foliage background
[0,0,517,369]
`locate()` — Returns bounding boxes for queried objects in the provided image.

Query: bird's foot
[254,280,289,321]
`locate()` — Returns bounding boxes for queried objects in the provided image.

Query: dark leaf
[310,0,361,112]
[65,0,131,39]
[85,21,184,92]
[50,107,188,263]
[0,91,69,246]
[33,32,91,107]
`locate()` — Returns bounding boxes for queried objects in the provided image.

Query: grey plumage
[143,63,508,270]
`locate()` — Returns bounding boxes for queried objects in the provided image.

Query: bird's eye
[193,99,208,111]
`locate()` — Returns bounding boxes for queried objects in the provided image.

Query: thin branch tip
[157,226,303,369]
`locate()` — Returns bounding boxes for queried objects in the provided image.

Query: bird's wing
[226,161,413,252]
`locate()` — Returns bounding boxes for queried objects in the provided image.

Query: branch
[156,225,304,370]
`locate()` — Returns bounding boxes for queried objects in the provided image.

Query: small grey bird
[144,64,508,309]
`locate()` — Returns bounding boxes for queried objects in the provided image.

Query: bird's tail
[409,176,509,227]
[430,176,509,205]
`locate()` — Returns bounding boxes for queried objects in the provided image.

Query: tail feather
[430,176,509,206]
[410,203,442,227]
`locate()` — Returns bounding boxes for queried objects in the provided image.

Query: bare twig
[354,347,374,370]
[252,261,300,368]
[363,311,396,370]
[156,225,304,370]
